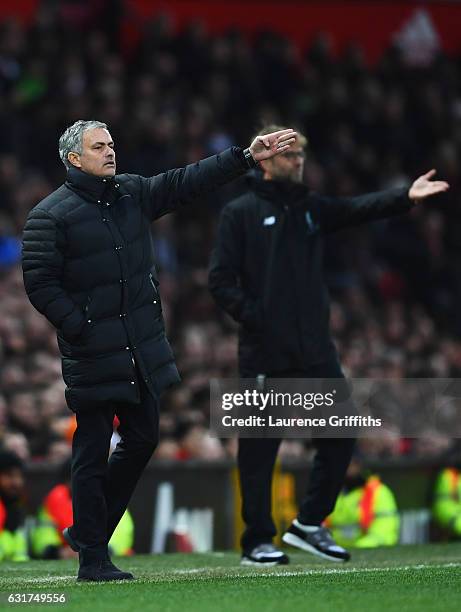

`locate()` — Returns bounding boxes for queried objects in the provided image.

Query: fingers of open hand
[273,135,297,153]
[276,144,292,153]
[424,168,437,179]
[270,129,297,139]
[415,183,449,198]
[255,130,297,152]
[277,135,297,146]
[276,132,297,147]
[432,181,449,190]
[422,181,449,193]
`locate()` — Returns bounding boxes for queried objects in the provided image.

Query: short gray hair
[58,120,108,169]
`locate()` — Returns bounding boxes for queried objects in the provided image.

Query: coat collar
[248,174,310,208]
[65,167,118,201]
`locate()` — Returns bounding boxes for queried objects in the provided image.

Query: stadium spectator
[31,458,134,559]
[0,450,29,562]
[324,457,400,548]
[2,432,30,462]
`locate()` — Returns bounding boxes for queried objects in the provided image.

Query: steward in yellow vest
[324,462,400,548]
[0,451,29,562]
[31,459,134,558]
[432,467,461,537]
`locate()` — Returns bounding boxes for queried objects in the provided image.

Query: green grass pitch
[0,543,460,611]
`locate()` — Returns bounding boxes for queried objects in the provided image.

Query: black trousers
[70,376,159,554]
[238,356,356,551]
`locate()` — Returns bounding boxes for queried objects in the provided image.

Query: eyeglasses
[280,151,306,160]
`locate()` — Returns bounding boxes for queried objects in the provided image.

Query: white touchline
[10,562,461,585]
[14,576,75,583]
[169,562,461,578]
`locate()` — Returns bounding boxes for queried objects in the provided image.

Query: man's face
[0,468,24,501]
[68,128,116,177]
[262,146,306,183]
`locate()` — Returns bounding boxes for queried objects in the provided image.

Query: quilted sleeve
[22,208,86,341]
[141,148,247,221]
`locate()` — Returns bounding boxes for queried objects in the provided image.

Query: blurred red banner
[0,0,38,23]
[2,1,461,63]
[124,1,461,62]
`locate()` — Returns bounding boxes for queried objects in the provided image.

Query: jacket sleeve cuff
[234,147,258,170]
[396,185,415,210]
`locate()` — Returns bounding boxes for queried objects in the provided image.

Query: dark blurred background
[1,0,461,468]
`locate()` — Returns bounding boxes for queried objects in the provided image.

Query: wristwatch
[242,147,259,169]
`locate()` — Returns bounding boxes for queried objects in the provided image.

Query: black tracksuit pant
[70,373,159,555]
[238,355,356,552]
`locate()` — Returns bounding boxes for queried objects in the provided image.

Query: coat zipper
[84,295,92,322]
[149,273,159,303]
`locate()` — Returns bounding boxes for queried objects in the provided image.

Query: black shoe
[63,527,80,553]
[77,561,134,582]
[65,527,131,576]
[282,521,350,562]
[77,548,134,582]
[101,556,132,575]
[241,544,289,566]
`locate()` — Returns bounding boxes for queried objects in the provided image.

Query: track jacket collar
[248,174,309,208]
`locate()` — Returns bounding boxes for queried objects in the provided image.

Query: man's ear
[67,152,81,168]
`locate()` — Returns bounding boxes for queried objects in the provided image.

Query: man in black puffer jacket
[22,120,297,581]
[209,125,449,566]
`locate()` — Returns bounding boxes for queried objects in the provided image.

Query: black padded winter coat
[22,148,248,411]
[209,175,413,376]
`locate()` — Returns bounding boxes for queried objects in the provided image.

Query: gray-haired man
[22,120,297,581]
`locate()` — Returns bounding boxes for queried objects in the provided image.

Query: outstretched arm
[143,129,297,220]
[319,170,449,233]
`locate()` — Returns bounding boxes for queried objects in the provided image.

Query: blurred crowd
[1,4,461,464]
